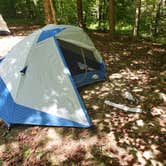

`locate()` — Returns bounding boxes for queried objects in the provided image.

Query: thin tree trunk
[26,0,35,19]
[154,0,162,37]
[50,0,56,23]
[77,0,85,28]
[43,0,57,24]
[103,0,108,31]
[60,0,65,23]
[98,0,102,29]
[133,0,141,38]
[109,0,115,37]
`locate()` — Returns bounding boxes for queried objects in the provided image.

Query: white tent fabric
[0,25,96,127]
[56,26,102,62]
[15,38,89,125]
[0,14,10,35]
[42,24,102,62]
[1,32,38,99]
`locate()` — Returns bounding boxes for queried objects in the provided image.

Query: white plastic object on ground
[104,100,142,113]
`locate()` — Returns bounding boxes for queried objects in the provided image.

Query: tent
[0,14,10,35]
[0,24,106,128]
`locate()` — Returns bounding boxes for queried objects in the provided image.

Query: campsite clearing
[0,26,165,165]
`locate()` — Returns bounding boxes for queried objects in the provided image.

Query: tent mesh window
[57,39,101,76]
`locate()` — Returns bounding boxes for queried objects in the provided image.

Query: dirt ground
[0,26,166,166]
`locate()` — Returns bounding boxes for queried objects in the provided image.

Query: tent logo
[92,74,99,79]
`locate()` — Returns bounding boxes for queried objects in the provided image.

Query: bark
[26,0,35,19]
[43,0,57,24]
[154,0,163,37]
[77,0,85,28]
[133,0,141,38]
[60,0,64,22]
[103,0,108,30]
[109,0,115,37]
[98,0,102,29]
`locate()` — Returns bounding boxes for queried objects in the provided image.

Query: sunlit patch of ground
[0,27,166,165]
[0,36,25,57]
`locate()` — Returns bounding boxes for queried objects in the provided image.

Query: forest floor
[0,26,166,166]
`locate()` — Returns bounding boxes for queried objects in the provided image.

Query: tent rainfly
[0,24,106,128]
[0,14,10,35]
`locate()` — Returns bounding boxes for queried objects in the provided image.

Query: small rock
[122,91,135,101]
[151,106,165,116]
[143,150,153,160]
[132,87,143,92]
[109,73,123,79]
[159,93,166,103]
[136,119,144,127]
[92,105,99,110]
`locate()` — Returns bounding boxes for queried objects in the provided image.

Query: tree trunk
[133,0,141,38]
[153,0,162,37]
[77,0,85,28]
[109,0,115,37]
[98,0,102,29]
[26,0,35,19]
[60,0,64,23]
[43,0,56,24]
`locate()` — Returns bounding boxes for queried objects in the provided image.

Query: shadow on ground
[0,27,166,165]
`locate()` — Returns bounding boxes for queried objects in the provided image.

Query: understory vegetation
[0,0,165,43]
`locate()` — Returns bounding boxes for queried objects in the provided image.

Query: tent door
[57,39,101,85]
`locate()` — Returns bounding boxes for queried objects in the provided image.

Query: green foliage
[54,0,77,25]
[83,0,100,29]
[0,0,45,24]
[140,0,166,42]
[0,0,165,43]
[116,0,135,25]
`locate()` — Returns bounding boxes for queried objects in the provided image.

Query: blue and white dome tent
[0,24,106,128]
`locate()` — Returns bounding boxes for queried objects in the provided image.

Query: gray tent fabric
[0,14,10,35]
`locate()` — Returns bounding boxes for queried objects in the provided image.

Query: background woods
[43,0,56,24]
[0,0,165,42]
[0,0,166,165]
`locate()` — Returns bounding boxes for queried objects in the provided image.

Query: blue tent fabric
[54,37,92,127]
[0,57,5,63]
[0,77,91,128]
[0,78,14,126]
[37,27,66,43]
[74,62,106,87]
[37,27,106,87]
[14,104,89,128]
[0,25,106,128]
